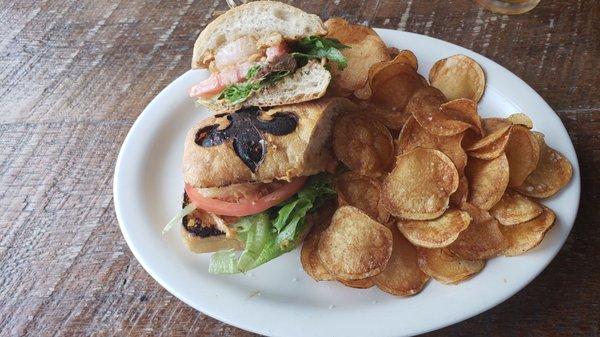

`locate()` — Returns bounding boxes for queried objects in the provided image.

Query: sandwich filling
[168,174,336,274]
[189,35,348,105]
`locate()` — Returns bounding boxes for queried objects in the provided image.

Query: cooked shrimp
[214,36,259,70]
[189,62,255,99]
[190,40,289,99]
[266,41,288,62]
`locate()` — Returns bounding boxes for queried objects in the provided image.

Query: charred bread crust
[182,193,224,237]
[183,98,357,188]
[181,192,244,253]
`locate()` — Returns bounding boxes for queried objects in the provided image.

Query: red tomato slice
[185,177,308,217]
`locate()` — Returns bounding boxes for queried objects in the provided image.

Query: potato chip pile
[301,18,573,296]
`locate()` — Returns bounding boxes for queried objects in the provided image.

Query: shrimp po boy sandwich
[164,98,355,274]
[188,1,349,113]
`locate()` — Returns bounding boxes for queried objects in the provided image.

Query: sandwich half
[172,98,356,273]
[188,1,349,113]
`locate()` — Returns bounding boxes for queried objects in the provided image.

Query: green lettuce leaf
[217,81,262,105]
[291,36,350,70]
[217,67,291,105]
[236,213,273,271]
[208,174,336,274]
[207,250,239,274]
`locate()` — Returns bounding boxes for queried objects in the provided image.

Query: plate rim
[113,28,581,337]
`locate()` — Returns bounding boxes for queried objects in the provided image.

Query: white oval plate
[114,29,580,337]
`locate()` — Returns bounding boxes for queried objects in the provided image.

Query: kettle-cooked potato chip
[440,98,483,135]
[490,190,543,226]
[482,117,511,134]
[515,133,572,198]
[483,113,534,134]
[372,230,430,296]
[317,206,393,280]
[387,46,400,58]
[354,62,425,131]
[397,209,471,248]
[354,54,424,102]
[353,99,412,130]
[417,247,485,284]
[507,113,533,129]
[501,208,555,256]
[407,87,482,137]
[325,18,391,95]
[429,54,486,102]
[448,203,507,260]
[301,203,336,281]
[398,116,467,175]
[336,171,390,223]
[504,125,540,186]
[466,154,509,210]
[466,124,512,160]
[333,112,394,177]
[450,175,469,206]
[393,49,418,70]
[461,129,483,150]
[382,148,459,220]
[340,278,374,289]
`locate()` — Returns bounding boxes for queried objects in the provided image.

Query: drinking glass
[475,0,541,14]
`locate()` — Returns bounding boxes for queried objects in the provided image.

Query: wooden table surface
[1,0,598,336]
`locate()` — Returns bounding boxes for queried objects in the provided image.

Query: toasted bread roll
[183,98,356,188]
[192,1,326,69]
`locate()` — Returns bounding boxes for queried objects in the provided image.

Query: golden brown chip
[393,50,418,70]
[301,203,336,281]
[417,247,485,284]
[466,154,510,210]
[460,129,482,150]
[440,98,483,135]
[490,190,543,226]
[336,171,390,223]
[507,113,533,129]
[483,113,534,134]
[466,124,512,160]
[333,113,394,177]
[450,175,469,206]
[317,206,393,280]
[340,278,374,289]
[482,117,511,134]
[354,62,425,130]
[448,203,508,260]
[429,54,486,102]
[325,18,391,95]
[325,17,380,41]
[397,209,471,248]
[501,208,555,256]
[387,46,400,58]
[515,133,573,198]
[407,87,482,137]
[382,148,459,220]
[372,230,430,296]
[353,100,412,131]
[354,54,424,102]
[398,116,467,174]
[505,126,540,186]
